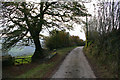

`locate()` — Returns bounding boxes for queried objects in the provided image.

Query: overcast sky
[67,2,96,41]
[71,1,97,40]
[40,1,96,41]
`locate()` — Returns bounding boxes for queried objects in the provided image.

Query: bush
[45,30,70,50]
[84,29,120,77]
[2,55,14,66]
[44,30,85,50]
[70,36,85,46]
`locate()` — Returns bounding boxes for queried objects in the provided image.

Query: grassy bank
[15,46,76,78]
[83,46,118,78]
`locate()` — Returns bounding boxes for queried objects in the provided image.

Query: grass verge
[83,47,117,78]
[16,46,76,78]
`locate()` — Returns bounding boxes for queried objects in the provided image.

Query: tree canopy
[1,1,89,60]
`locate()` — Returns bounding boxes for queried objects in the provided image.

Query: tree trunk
[86,15,88,47]
[31,32,44,61]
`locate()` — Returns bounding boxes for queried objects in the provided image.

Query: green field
[14,55,32,65]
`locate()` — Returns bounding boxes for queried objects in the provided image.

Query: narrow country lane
[52,47,96,78]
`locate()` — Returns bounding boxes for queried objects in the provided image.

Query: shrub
[70,36,85,46]
[45,30,70,50]
[45,30,85,50]
[2,55,14,66]
[84,29,120,76]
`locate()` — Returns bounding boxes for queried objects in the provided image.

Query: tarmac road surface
[52,47,96,78]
